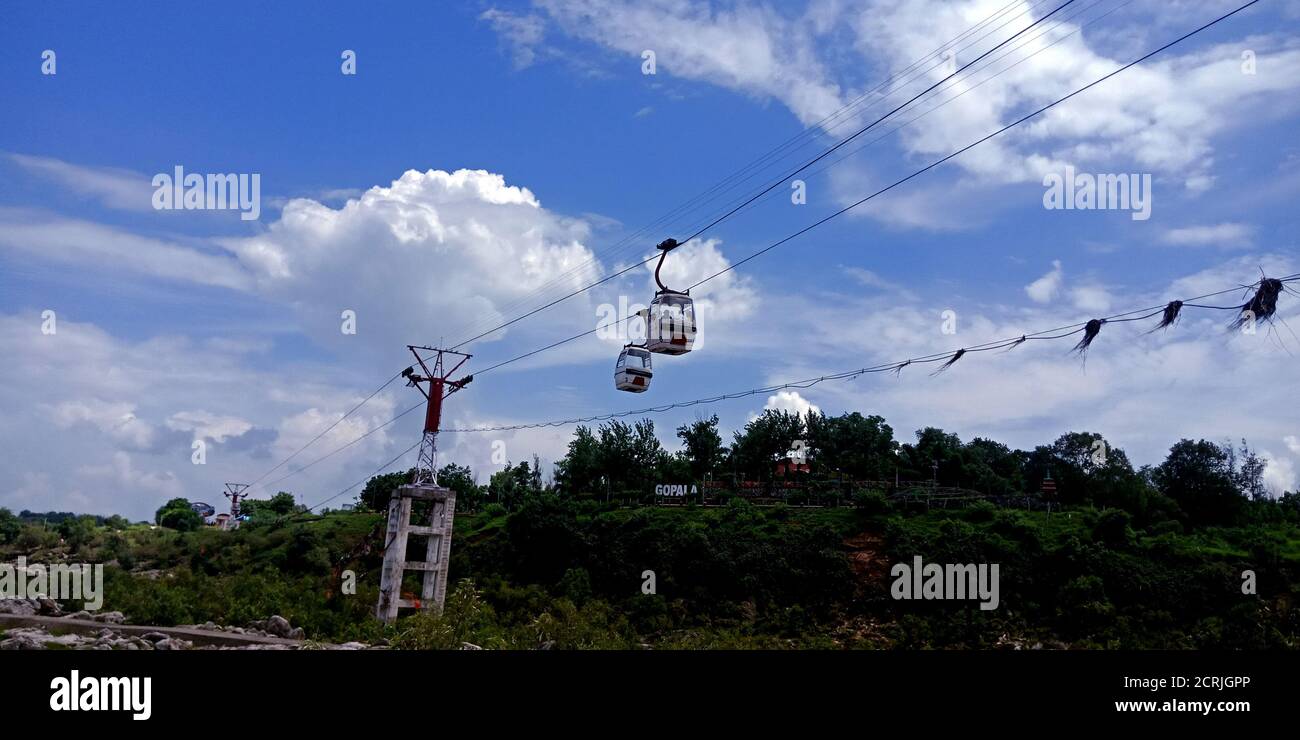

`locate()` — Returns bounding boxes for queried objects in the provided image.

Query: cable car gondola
[614,344,653,392]
[645,239,697,355]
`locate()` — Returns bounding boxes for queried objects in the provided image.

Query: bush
[155,498,203,531]
[1092,509,1134,547]
[0,508,20,544]
[1147,519,1183,537]
[394,580,500,650]
[15,524,58,552]
[965,500,998,522]
[852,490,889,515]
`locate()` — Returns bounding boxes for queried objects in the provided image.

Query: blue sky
[2,0,1299,520]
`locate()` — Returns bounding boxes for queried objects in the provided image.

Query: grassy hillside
[5,497,1296,649]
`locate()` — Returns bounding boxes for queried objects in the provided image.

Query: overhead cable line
[466,0,1260,379]
[245,346,447,493]
[440,276,1296,433]
[668,0,1080,249]
[447,0,1082,350]
[654,0,1134,237]
[443,0,1064,346]
[246,368,406,487]
[249,400,426,496]
[275,271,1294,521]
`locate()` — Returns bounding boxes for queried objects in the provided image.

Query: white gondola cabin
[645,289,696,355]
[614,345,653,392]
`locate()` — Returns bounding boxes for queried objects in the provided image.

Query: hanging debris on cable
[1152,300,1184,331]
[1073,319,1106,355]
[931,348,966,376]
[1231,277,1284,331]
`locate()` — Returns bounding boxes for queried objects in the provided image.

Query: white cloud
[0,311,416,520]
[761,390,820,418]
[733,252,1299,474]
[1259,449,1297,496]
[220,168,606,362]
[534,0,847,125]
[50,399,158,451]
[7,153,155,212]
[0,210,252,291]
[1161,222,1254,248]
[481,8,549,69]
[507,1,1300,212]
[77,452,184,500]
[1070,283,1112,313]
[1285,435,1300,455]
[165,411,253,443]
[1025,259,1063,303]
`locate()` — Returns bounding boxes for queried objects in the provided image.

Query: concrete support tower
[376,346,472,623]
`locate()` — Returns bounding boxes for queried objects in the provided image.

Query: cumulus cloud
[1259,449,1297,495]
[50,399,161,451]
[220,169,605,362]
[77,452,184,500]
[1025,259,1063,302]
[637,237,757,354]
[0,311,411,519]
[1286,435,1300,455]
[761,390,821,418]
[165,410,254,443]
[743,252,1299,475]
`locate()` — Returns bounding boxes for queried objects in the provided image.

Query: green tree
[489,460,541,509]
[676,415,726,480]
[554,425,601,495]
[155,499,203,532]
[438,463,482,511]
[806,412,895,480]
[962,437,1024,495]
[899,427,964,484]
[594,419,668,494]
[0,507,20,544]
[359,469,413,512]
[730,410,805,482]
[1153,439,1245,526]
[57,514,99,551]
[1226,439,1268,501]
[240,492,300,520]
[104,515,130,531]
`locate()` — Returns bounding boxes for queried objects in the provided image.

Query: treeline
[359,410,1298,531]
[5,408,1299,648]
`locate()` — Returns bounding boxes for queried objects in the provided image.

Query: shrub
[1092,509,1134,547]
[852,490,889,515]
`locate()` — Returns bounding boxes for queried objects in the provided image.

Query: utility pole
[376,346,472,624]
[223,483,250,530]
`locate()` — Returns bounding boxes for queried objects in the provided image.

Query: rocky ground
[0,598,384,650]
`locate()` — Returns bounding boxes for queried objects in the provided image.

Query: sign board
[654,484,698,497]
